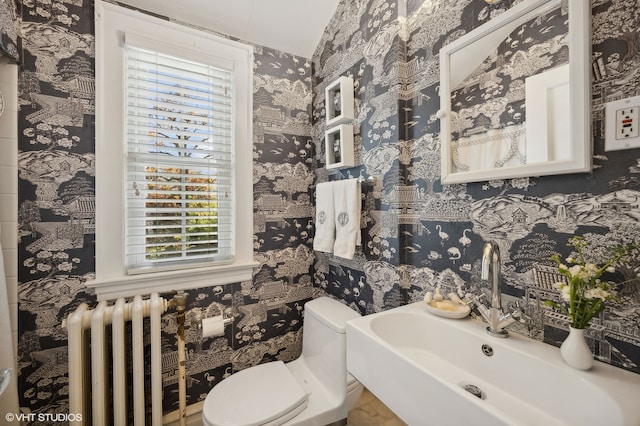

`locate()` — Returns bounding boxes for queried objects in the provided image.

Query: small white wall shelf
[325,76,354,127]
[325,124,354,170]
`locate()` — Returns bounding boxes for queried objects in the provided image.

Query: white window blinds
[125,43,235,272]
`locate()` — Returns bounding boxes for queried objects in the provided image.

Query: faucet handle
[466,292,485,307]
[507,301,528,323]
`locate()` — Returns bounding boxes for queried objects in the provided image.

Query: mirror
[439,0,591,184]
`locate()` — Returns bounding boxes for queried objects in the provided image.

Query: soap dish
[424,301,471,319]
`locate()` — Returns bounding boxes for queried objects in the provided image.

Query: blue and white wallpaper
[5,0,640,422]
[12,0,319,420]
[312,0,640,375]
[0,0,19,61]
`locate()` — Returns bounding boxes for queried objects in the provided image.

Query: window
[125,42,235,270]
[93,2,255,300]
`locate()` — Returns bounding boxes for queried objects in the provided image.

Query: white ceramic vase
[560,327,593,370]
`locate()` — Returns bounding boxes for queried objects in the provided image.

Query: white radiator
[66,293,170,426]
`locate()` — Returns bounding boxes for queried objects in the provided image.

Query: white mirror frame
[439,0,591,184]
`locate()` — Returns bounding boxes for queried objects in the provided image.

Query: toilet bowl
[202,297,363,426]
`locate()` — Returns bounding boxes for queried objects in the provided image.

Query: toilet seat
[202,361,309,426]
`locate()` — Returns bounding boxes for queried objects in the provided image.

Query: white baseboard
[163,401,204,426]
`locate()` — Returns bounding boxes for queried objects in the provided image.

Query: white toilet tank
[301,297,361,400]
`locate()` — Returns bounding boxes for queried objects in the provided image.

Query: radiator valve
[173,291,187,312]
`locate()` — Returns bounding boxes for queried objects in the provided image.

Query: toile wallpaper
[0,0,19,62]
[14,0,319,419]
[312,0,640,376]
[6,0,640,422]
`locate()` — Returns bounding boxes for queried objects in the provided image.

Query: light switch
[605,96,640,151]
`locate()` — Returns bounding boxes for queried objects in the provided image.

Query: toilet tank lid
[304,297,361,334]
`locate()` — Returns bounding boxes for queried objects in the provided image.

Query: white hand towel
[313,182,335,253]
[333,178,361,259]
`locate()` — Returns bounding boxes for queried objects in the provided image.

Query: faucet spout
[481,241,502,310]
[479,241,510,338]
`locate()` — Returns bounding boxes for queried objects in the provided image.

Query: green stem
[577,299,603,329]
[569,278,579,326]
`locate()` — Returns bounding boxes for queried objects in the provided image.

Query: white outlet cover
[605,95,640,151]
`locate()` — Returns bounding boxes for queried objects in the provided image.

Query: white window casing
[93,1,256,300]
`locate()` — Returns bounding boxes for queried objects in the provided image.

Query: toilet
[202,297,364,426]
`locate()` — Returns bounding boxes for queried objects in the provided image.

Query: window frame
[92,1,256,300]
[123,39,236,272]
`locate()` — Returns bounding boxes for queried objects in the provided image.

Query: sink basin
[346,302,640,426]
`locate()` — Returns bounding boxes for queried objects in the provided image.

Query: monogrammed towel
[313,181,335,253]
[333,178,361,259]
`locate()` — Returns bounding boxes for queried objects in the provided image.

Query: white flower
[585,263,599,278]
[548,236,636,333]
[585,288,610,301]
[560,286,571,302]
[568,265,588,280]
[553,282,570,301]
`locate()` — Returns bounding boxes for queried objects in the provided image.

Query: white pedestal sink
[346,302,640,426]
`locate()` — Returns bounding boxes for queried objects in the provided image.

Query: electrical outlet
[616,107,639,139]
[605,96,640,151]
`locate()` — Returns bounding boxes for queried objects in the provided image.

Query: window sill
[87,261,259,300]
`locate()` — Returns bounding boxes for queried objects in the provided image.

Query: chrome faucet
[476,241,523,338]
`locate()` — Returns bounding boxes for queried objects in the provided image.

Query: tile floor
[347,388,407,426]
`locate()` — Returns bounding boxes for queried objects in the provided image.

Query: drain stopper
[481,344,493,356]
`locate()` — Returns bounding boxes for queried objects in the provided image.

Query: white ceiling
[116,0,341,58]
